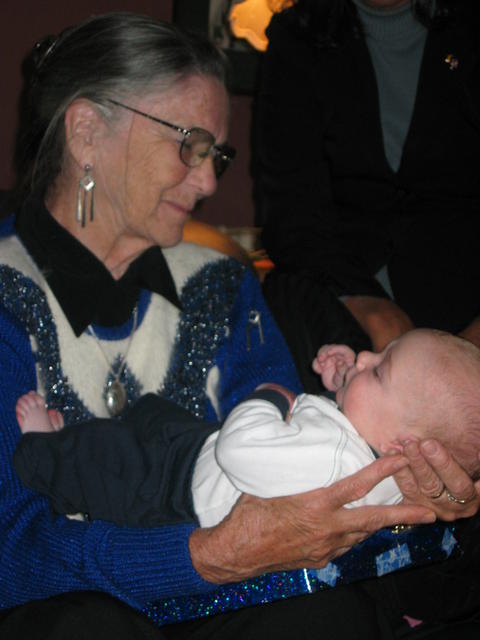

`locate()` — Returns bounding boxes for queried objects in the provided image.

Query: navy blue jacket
[257,3,480,332]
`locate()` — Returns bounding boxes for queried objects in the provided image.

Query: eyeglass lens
[180,129,234,178]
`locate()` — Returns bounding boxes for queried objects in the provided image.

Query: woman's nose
[190,157,218,197]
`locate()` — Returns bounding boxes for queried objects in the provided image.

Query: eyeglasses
[108,99,235,178]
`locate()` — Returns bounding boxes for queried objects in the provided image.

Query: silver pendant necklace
[88,305,138,417]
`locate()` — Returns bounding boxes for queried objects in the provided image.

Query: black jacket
[256,3,480,333]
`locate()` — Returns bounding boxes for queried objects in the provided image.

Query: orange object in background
[183,219,252,266]
[229,0,294,52]
[183,219,274,281]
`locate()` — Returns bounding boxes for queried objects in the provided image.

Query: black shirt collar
[15,198,182,336]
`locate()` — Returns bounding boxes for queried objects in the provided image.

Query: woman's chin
[145,218,186,249]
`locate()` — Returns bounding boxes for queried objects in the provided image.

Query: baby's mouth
[343,365,356,387]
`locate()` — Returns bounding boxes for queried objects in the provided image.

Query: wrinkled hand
[189,455,435,584]
[395,439,480,521]
[312,344,356,391]
[343,295,414,352]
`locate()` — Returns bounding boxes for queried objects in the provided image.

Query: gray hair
[13,12,228,205]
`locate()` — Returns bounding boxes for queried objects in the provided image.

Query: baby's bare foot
[48,408,65,431]
[16,391,63,433]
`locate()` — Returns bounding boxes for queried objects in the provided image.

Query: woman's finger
[398,441,445,499]
[340,501,435,535]
[419,440,479,516]
[398,439,480,520]
[419,439,478,501]
[326,455,406,506]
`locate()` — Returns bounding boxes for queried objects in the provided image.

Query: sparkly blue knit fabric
[0,216,302,611]
[146,522,458,625]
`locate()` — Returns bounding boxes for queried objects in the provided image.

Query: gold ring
[446,491,468,505]
[430,487,446,500]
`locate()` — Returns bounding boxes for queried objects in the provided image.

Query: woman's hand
[189,455,435,584]
[395,439,480,520]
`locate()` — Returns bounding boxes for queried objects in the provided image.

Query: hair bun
[32,35,58,73]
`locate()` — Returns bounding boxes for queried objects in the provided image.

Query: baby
[14,329,480,528]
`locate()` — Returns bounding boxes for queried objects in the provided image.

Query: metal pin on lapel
[246,310,264,351]
[444,54,458,70]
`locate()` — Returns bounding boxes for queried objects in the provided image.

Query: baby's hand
[312,344,356,391]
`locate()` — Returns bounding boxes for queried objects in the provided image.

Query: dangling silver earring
[76,164,95,227]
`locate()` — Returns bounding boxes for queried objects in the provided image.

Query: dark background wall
[0,0,255,227]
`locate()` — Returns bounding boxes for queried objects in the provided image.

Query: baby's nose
[355,351,374,370]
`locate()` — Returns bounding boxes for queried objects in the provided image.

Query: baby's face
[337,331,431,453]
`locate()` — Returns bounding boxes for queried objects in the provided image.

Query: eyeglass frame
[107,99,235,178]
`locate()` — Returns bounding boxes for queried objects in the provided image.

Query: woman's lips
[164,200,191,216]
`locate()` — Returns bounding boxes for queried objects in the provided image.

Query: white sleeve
[215,394,354,498]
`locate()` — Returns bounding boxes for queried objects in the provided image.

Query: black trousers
[0,583,479,640]
[3,461,480,639]
[0,588,379,640]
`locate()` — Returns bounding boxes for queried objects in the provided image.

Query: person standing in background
[256,0,480,391]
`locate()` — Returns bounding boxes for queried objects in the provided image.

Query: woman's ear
[64,99,105,169]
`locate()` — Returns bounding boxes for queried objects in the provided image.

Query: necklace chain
[87,305,139,415]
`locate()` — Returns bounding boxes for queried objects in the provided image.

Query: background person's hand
[189,455,435,584]
[459,315,480,349]
[395,439,480,520]
[343,295,414,352]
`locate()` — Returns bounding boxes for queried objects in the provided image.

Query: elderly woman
[0,11,478,640]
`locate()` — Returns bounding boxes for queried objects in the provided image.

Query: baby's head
[337,329,480,479]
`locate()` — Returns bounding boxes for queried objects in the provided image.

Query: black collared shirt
[15,198,182,336]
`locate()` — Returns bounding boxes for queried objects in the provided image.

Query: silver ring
[430,487,446,500]
[446,491,468,505]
